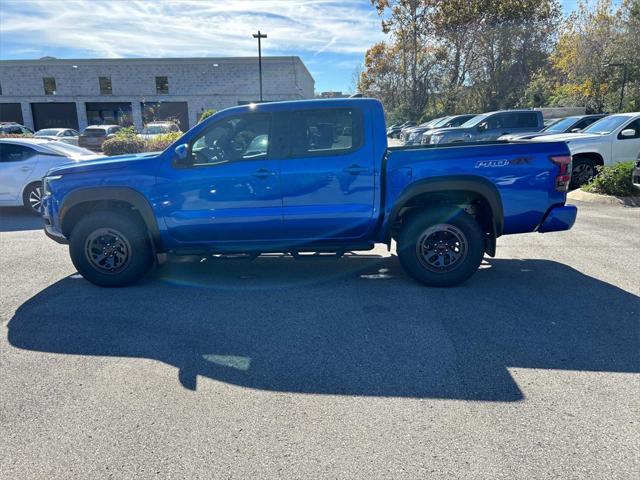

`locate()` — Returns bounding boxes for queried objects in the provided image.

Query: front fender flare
[59,186,163,251]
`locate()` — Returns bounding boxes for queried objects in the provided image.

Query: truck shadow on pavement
[8,255,640,402]
[0,208,42,232]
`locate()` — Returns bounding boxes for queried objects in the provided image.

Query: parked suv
[428,110,544,145]
[78,125,123,151]
[138,121,181,140]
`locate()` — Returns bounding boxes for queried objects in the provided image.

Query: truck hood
[528,132,601,142]
[429,126,469,136]
[48,151,161,176]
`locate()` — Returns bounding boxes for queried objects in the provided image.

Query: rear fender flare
[383,175,504,242]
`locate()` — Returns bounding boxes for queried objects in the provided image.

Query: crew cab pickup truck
[41,98,577,288]
[529,112,640,187]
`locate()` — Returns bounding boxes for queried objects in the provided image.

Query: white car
[529,112,640,187]
[0,138,101,214]
[34,128,81,145]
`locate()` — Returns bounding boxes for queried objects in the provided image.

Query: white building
[0,56,314,131]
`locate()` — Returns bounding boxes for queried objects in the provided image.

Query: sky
[0,0,616,93]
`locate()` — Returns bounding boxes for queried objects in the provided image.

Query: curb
[567,189,640,207]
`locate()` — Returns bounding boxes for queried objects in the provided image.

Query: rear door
[279,106,376,241]
[0,143,39,202]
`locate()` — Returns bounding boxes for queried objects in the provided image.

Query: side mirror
[478,122,488,131]
[174,143,190,164]
[620,128,636,138]
[571,128,581,133]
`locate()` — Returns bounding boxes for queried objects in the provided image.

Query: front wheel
[69,211,153,287]
[571,158,596,188]
[397,209,485,287]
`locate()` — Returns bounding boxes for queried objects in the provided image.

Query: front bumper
[538,204,578,233]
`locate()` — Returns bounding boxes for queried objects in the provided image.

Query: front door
[158,112,282,244]
[279,107,376,241]
[613,118,640,163]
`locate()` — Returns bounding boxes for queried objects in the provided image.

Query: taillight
[550,155,572,191]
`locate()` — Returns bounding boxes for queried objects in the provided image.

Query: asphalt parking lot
[1,201,638,479]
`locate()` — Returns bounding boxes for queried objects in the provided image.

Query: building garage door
[0,103,24,124]
[141,102,189,131]
[85,102,133,127]
[31,103,79,130]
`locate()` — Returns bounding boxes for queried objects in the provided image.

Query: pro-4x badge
[475,156,532,168]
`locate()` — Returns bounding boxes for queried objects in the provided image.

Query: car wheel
[23,182,43,215]
[69,211,153,287]
[571,158,596,188]
[397,208,485,287]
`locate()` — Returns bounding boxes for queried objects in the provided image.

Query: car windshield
[44,142,95,157]
[461,113,489,127]
[583,115,630,135]
[141,125,170,135]
[35,129,61,136]
[432,116,452,128]
[544,117,579,133]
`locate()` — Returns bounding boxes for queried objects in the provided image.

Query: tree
[198,109,216,123]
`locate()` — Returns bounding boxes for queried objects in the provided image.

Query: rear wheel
[571,158,596,188]
[69,211,153,287]
[23,182,43,215]
[397,208,485,287]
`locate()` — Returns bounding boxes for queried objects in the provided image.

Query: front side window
[156,76,169,95]
[0,144,35,162]
[190,114,271,166]
[43,77,56,95]
[290,108,362,156]
[99,76,112,95]
[619,119,640,139]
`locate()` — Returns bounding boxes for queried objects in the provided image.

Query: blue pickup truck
[41,98,576,287]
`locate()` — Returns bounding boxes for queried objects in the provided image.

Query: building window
[155,76,169,95]
[99,76,112,95]
[43,77,56,95]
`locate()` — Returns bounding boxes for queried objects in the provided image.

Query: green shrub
[582,161,638,197]
[102,135,145,156]
[145,131,182,152]
[0,133,33,138]
[113,125,138,138]
[102,131,182,155]
[198,109,216,123]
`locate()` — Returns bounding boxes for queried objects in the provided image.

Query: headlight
[430,134,444,144]
[43,175,63,195]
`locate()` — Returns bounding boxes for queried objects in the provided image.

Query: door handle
[20,166,31,172]
[253,168,277,179]
[343,164,368,175]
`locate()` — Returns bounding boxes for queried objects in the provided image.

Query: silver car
[34,128,81,145]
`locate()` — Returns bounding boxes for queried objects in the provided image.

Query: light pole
[607,62,628,112]
[252,30,267,102]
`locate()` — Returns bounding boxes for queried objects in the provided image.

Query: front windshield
[44,142,95,156]
[544,117,579,133]
[461,113,488,128]
[141,125,170,135]
[35,129,61,136]
[432,116,453,128]
[583,115,629,135]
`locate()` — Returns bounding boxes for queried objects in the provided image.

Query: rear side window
[516,112,539,128]
[0,144,36,162]
[289,108,363,156]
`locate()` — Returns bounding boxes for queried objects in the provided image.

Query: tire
[397,208,485,287]
[571,158,596,188]
[69,211,153,287]
[23,182,43,215]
